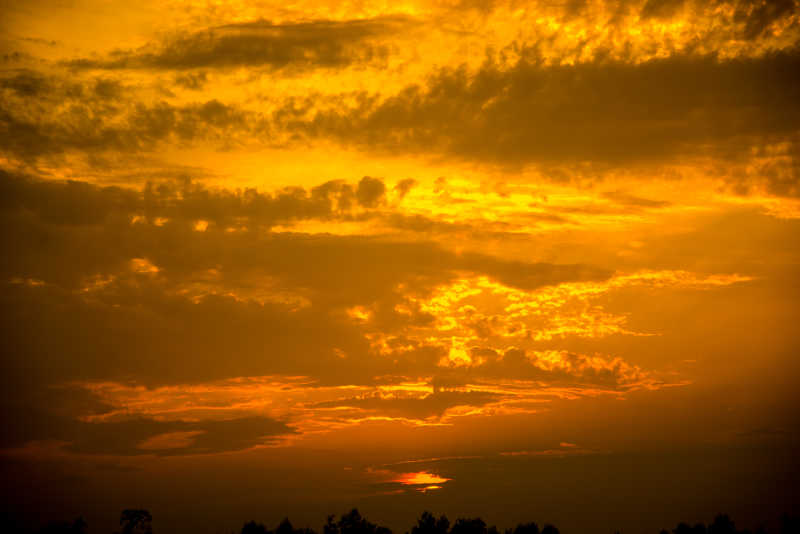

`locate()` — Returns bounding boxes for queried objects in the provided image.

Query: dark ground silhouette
[14,509,800,534]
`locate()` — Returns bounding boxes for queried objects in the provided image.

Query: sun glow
[393,471,451,486]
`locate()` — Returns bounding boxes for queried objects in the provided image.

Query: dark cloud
[735,0,798,41]
[92,77,124,99]
[17,36,58,47]
[639,0,686,19]
[551,0,799,41]
[0,400,292,455]
[310,390,505,419]
[0,171,140,225]
[600,190,671,208]
[0,171,611,393]
[65,416,293,455]
[5,49,800,197]
[0,69,51,96]
[66,16,412,72]
[2,171,606,416]
[174,71,208,90]
[0,72,255,159]
[415,347,650,389]
[731,138,800,197]
[457,253,608,291]
[0,171,609,292]
[393,178,417,199]
[300,51,800,173]
[0,385,113,449]
[0,279,373,386]
[0,377,290,455]
[380,213,475,234]
[356,176,386,208]
[0,170,389,237]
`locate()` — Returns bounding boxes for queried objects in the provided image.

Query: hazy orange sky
[1,1,799,533]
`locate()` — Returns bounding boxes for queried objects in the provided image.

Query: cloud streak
[66,16,413,72]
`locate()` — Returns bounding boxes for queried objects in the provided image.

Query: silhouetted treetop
[242,517,318,534]
[325,509,391,534]
[277,518,297,534]
[674,522,708,534]
[450,517,487,534]
[37,518,87,534]
[242,520,269,534]
[120,510,152,534]
[509,522,539,534]
[663,514,788,534]
[412,512,450,534]
[781,515,799,534]
[16,506,800,534]
[709,515,737,534]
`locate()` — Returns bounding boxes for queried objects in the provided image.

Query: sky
[1,1,799,533]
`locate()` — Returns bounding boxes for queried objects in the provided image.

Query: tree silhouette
[508,522,539,534]
[277,518,296,534]
[709,515,737,534]
[780,515,799,534]
[660,513,792,534]
[325,515,339,534]
[15,506,800,534]
[412,512,450,534]
[38,517,87,534]
[674,522,708,534]
[242,520,269,534]
[450,518,487,534]
[331,509,392,534]
[119,509,152,534]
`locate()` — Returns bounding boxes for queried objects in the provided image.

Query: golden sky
[1,1,799,533]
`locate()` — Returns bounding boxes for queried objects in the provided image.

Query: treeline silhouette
[20,509,800,534]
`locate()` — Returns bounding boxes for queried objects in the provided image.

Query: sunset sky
[1,1,799,533]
